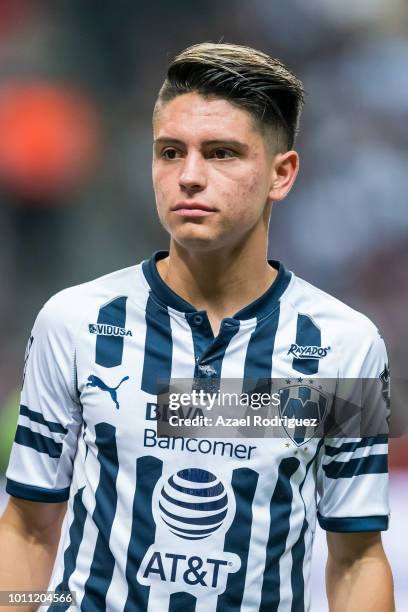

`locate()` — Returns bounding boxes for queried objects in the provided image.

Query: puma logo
[86,375,129,409]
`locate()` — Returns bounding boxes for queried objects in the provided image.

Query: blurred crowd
[0,0,407,468]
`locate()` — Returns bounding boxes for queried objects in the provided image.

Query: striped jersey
[6,251,390,611]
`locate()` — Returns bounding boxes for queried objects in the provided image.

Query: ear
[268,150,299,202]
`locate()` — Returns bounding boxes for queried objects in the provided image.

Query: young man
[0,43,394,611]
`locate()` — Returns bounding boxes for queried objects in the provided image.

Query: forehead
[153,92,258,141]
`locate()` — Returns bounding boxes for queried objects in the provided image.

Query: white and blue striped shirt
[6,251,389,611]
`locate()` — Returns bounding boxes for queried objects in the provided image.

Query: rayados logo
[88,323,132,337]
[287,344,331,359]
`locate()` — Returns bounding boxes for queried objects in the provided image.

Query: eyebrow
[154,137,249,151]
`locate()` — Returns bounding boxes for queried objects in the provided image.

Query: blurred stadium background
[0,1,406,609]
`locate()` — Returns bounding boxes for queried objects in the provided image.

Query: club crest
[279,384,328,446]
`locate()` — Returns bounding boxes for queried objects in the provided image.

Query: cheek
[152,183,169,226]
[153,171,171,208]
[221,171,267,221]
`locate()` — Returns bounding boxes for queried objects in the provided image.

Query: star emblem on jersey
[86,374,129,409]
[279,383,328,446]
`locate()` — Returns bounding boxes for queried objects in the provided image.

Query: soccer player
[0,43,394,611]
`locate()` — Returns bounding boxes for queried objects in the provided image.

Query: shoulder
[34,263,144,338]
[286,274,379,333]
[284,272,386,375]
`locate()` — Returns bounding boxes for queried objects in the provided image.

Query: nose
[179,151,207,194]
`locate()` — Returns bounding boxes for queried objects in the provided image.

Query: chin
[171,228,225,252]
[173,237,220,252]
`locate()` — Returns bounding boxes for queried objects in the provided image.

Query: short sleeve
[5,297,82,503]
[316,324,390,532]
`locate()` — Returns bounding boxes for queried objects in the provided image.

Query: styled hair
[155,42,305,150]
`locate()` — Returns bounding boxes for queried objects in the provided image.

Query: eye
[161,147,180,160]
[212,148,236,159]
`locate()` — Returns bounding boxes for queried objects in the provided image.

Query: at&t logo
[137,468,240,595]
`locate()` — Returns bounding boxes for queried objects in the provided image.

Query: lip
[172,201,217,217]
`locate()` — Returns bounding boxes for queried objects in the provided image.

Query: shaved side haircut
[155,42,305,151]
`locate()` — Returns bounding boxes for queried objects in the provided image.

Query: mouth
[171,201,217,217]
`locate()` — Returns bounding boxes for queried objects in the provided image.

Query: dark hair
[155,42,305,150]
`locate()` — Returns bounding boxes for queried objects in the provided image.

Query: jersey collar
[142,250,292,321]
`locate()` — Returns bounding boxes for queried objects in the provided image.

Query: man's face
[152,92,279,251]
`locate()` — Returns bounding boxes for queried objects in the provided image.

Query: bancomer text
[144,429,256,459]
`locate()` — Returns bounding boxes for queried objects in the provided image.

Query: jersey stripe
[289,439,324,611]
[290,519,307,612]
[49,487,87,611]
[95,296,128,368]
[82,423,119,608]
[5,478,69,503]
[243,309,281,382]
[14,425,62,458]
[259,458,300,612]
[216,467,259,610]
[187,315,240,380]
[19,405,68,434]
[168,311,196,379]
[201,324,239,379]
[186,313,214,378]
[124,456,163,612]
[324,435,388,456]
[242,308,281,407]
[323,453,387,478]
[292,314,321,375]
[317,513,389,532]
[141,295,173,394]
[169,592,197,611]
[219,321,253,379]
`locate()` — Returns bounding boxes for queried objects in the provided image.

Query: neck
[156,225,277,319]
